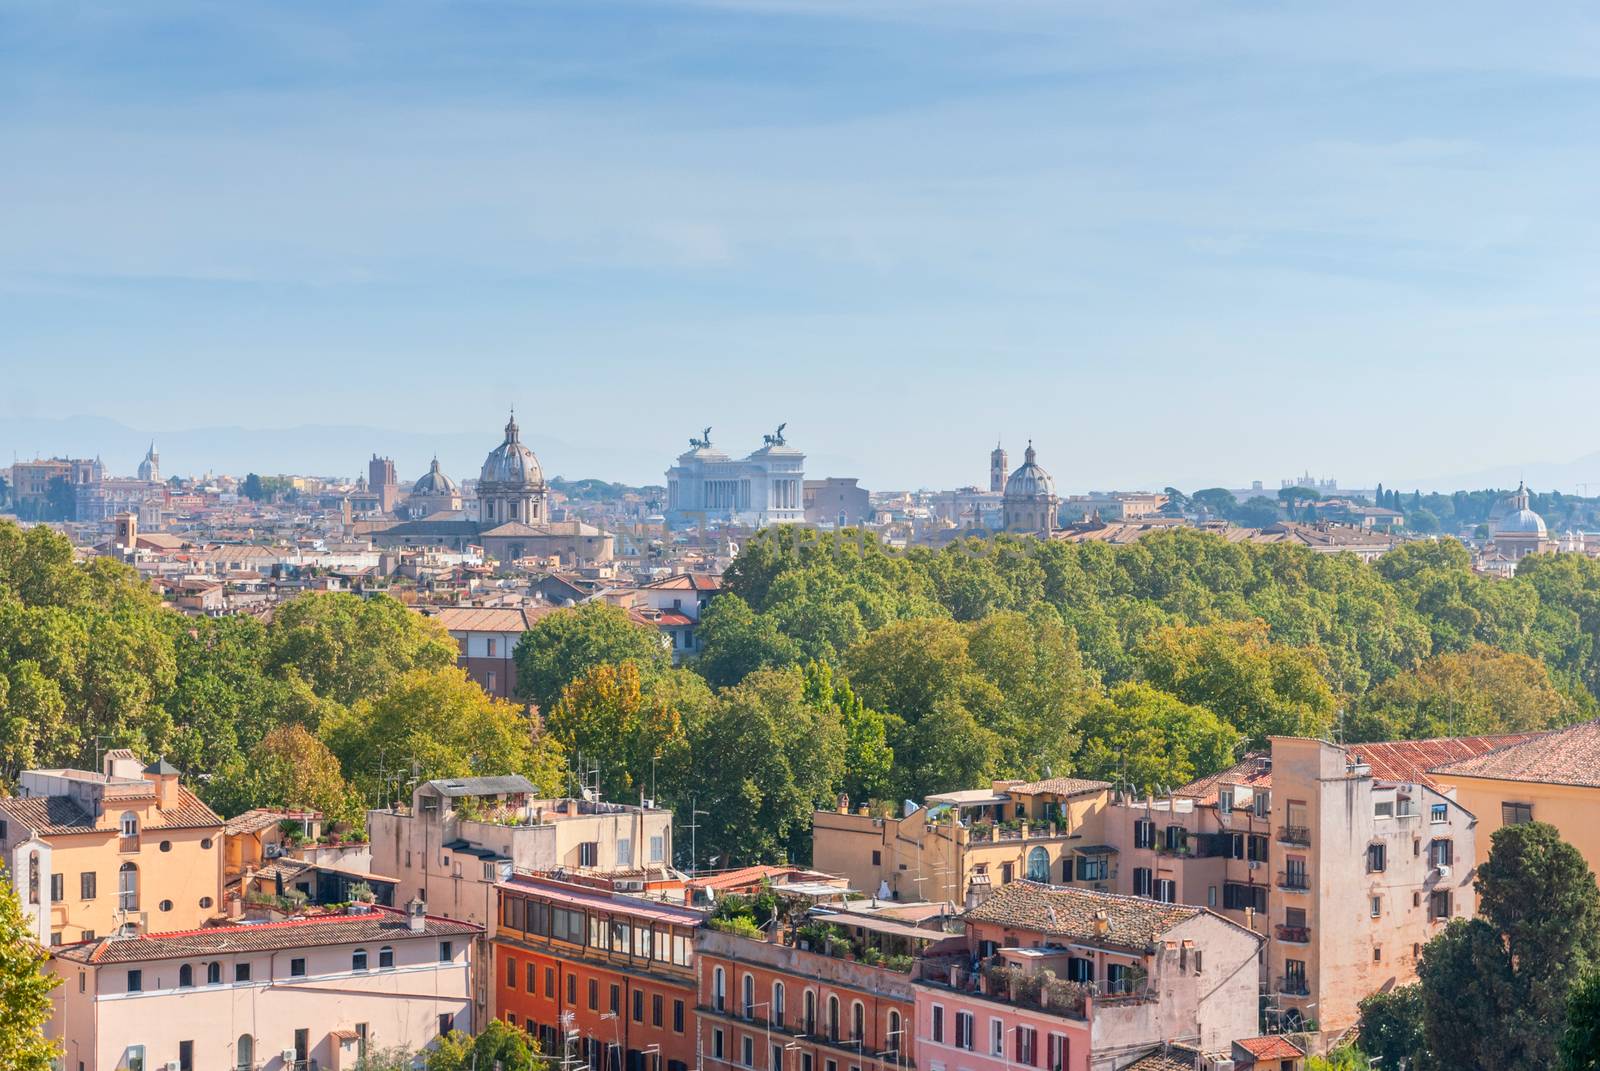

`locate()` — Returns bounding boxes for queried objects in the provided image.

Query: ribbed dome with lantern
[1002,441,1059,537]
[477,410,548,526]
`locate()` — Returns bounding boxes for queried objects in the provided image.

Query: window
[743,973,755,1017]
[609,982,621,1015]
[159,899,172,912]
[118,862,138,911]
[47,872,63,903]
[1367,843,1386,873]
[1015,1026,1038,1067]
[159,840,172,853]
[487,638,498,657]
[1000,862,1013,884]
[1374,947,1383,962]
[589,979,598,1010]
[1371,896,1382,918]
[1218,790,1233,814]
[713,1030,725,1061]
[742,1036,754,1068]
[236,1036,254,1071]
[199,896,212,910]
[351,948,369,972]
[179,963,193,987]
[1431,803,1449,824]
[546,966,555,997]
[1133,867,1153,897]
[1075,854,1109,882]
[634,988,644,1023]
[81,872,96,900]
[200,837,212,850]
[1026,846,1050,882]
[772,982,785,1028]
[713,967,726,1011]
[828,995,840,1041]
[804,990,816,1033]
[207,962,221,985]
[1066,957,1093,983]
[653,993,664,1027]
[1164,825,1187,852]
[127,969,143,993]
[930,1004,944,1044]
[120,812,139,837]
[674,999,685,1033]
[1502,802,1534,825]
[1430,840,1453,867]
[1047,1034,1068,1071]
[990,1018,1004,1055]
[579,841,599,866]
[1134,819,1155,849]
[438,1014,453,1037]
[649,835,666,864]
[235,963,251,983]
[1430,891,1453,920]
[381,946,394,969]
[887,1009,902,1054]
[1248,834,1269,862]
[1154,878,1176,903]
[1207,885,1217,908]
[440,941,454,962]
[1374,800,1394,818]
[871,850,882,866]
[506,956,518,987]
[851,1001,864,1042]
[1107,963,1130,995]
[1254,791,1271,818]
[567,972,576,1004]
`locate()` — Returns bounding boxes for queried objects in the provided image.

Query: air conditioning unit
[1435,865,1452,879]
[1248,860,1262,870]
[282,1050,298,1065]
[165,1063,181,1071]
[265,844,284,859]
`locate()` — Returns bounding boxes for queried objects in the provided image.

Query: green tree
[1357,984,1429,1071]
[208,725,362,825]
[1350,644,1577,741]
[265,592,456,708]
[1134,620,1336,745]
[1073,682,1240,793]
[324,667,568,799]
[1564,971,1600,1071]
[546,662,710,805]
[803,662,896,805]
[241,473,266,501]
[0,875,58,1071]
[684,667,844,866]
[514,602,669,713]
[1419,822,1600,1070]
[694,595,803,689]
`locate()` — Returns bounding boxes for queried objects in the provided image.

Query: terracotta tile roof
[1430,719,1600,788]
[640,573,722,592]
[1351,733,1545,790]
[1003,777,1112,797]
[960,881,1204,952]
[0,796,99,834]
[1234,1035,1305,1059]
[1176,754,1271,803]
[223,808,316,836]
[429,605,551,633]
[55,907,480,964]
[1122,1045,1205,1070]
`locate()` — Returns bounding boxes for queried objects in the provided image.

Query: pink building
[50,901,480,1071]
[912,883,1261,1071]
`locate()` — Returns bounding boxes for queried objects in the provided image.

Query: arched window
[119,812,139,838]
[851,1001,864,1043]
[713,967,726,1012]
[773,981,786,1030]
[1026,846,1050,883]
[26,851,39,905]
[352,949,368,972]
[207,962,221,985]
[742,973,755,1018]
[887,1010,902,1054]
[379,946,394,969]
[236,1035,254,1071]
[804,990,817,1034]
[178,964,193,988]
[118,862,138,912]
[828,995,840,1041]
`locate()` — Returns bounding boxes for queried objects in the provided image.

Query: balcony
[1276,870,1309,891]
[1276,976,1310,997]
[1277,825,1310,847]
[1274,924,1310,944]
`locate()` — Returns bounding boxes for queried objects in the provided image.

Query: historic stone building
[136,442,160,483]
[664,425,805,528]
[1001,441,1059,536]
[403,456,464,518]
[1491,482,1552,560]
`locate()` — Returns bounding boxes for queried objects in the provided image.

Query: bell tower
[990,440,1007,493]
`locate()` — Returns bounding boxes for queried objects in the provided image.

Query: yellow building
[811,778,1111,907]
[1430,719,1600,875]
[0,751,224,945]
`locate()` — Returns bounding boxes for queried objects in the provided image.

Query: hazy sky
[6,2,1600,490]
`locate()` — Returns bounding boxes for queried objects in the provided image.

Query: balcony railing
[1274,924,1310,944]
[1276,976,1310,997]
[1277,870,1309,891]
[1277,825,1311,846]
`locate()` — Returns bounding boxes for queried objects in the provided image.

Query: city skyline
[8,3,1600,488]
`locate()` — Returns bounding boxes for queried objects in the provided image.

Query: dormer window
[120,813,139,838]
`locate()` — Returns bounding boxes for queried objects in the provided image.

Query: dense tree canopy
[513,601,670,713]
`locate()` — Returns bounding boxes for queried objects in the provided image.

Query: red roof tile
[1351,734,1545,790]
[1235,1035,1304,1059]
[1431,719,1600,789]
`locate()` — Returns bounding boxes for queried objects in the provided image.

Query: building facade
[425,605,550,699]
[665,428,805,529]
[49,901,478,1071]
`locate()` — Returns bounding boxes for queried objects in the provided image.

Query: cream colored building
[0,751,224,945]
[1430,718,1600,875]
[811,778,1112,907]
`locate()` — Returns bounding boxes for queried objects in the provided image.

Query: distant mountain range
[1401,452,1600,497]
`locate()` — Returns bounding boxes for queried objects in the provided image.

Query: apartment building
[913,882,1262,1071]
[369,776,676,932]
[1429,718,1600,874]
[49,900,479,1071]
[493,873,704,1071]
[0,751,224,945]
[812,779,1111,907]
[696,911,925,1071]
[425,605,550,699]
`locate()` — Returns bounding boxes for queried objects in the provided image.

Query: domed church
[370,410,611,566]
[1002,441,1059,537]
[1492,482,1552,560]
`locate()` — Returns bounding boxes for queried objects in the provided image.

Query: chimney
[407,896,427,933]
[141,757,181,810]
[1093,910,1109,938]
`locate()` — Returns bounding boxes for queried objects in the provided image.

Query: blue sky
[5,1,1600,490]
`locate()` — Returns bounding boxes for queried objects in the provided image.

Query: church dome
[412,457,459,496]
[1004,441,1055,500]
[1496,482,1547,537]
[480,411,544,488]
